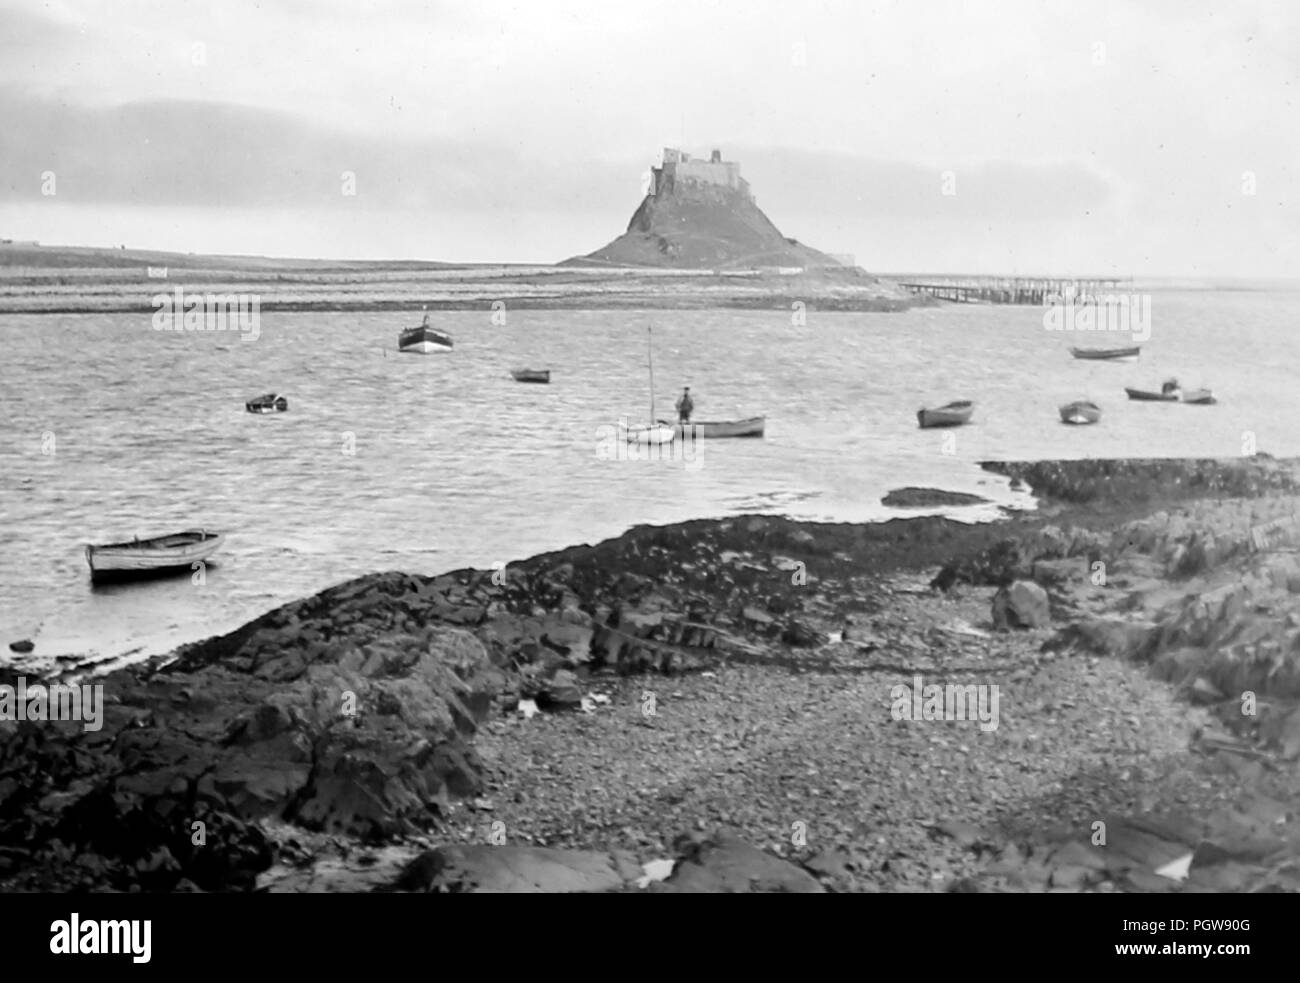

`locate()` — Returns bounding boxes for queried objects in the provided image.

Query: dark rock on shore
[982,455,1297,507]
[0,612,500,889]
[991,581,1050,629]
[384,831,824,893]
[932,524,1109,591]
[653,833,824,893]
[882,488,991,509]
[388,844,641,893]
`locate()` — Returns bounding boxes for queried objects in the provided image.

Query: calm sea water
[2,290,1297,666]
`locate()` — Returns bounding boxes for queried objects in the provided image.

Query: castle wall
[673,160,742,190]
[651,150,753,200]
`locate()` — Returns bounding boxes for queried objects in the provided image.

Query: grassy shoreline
[0,243,926,314]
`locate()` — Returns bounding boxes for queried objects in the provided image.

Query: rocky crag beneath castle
[567,147,838,270]
[563,148,903,297]
[3,456,1300,892]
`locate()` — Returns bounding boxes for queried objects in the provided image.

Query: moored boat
[917,400,973,428]
[621,422,676,445]
[1125,380,1180,401]
[662,416,765,438]
[85,529,223,583]
[1182,388,1216,405]
[511,368,551,383]
[621,326,675,444]
[246,393,288,413]
[399,313,453,353]
[1070,345,1140,361]
[1059,400,1102,425]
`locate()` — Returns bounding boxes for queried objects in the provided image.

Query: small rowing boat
[1181,388,1216,405]
[511,368,551,383]
[1059,400,1102,425]
[917,401,973,428]
[85,529,223,583]
[660,416,765,438]
[1070,345,1140,362]
[246,393,288,413]
[1126,378,1180,401]
[1124,387,1178,401]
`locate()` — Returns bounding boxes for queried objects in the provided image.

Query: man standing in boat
[675,387,694,424]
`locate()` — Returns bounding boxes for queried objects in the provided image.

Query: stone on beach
[387,844,641,893]
[991,580,1051,629]
[652,833,825,893]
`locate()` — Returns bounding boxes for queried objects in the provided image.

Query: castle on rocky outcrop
[562,146,850,271]
[650,148,753,202]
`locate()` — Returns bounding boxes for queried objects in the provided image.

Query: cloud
[734,148,1117,222]
[0,0,1295,272]
[0,90,1121,225]
[0,90,635,211]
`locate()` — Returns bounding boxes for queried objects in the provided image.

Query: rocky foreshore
[4,454,1300,893]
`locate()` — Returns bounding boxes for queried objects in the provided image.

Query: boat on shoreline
[85,529,223,583]
[245,393,288,413]
[1070,345,1140,362]
[1059,400,1102,424]
[511,368,551,384]
[660,416,765,438]
[917,400,973,428]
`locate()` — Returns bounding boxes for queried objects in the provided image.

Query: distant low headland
[0,148,925,314]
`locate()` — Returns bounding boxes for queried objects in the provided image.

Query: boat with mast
[622,327,674,444]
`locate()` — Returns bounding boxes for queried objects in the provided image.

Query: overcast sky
[0,0,1296,274]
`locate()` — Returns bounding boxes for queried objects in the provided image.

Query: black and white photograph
[0,0,1295,960]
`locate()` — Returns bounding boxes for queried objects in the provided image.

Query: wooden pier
[897,276,1133,305]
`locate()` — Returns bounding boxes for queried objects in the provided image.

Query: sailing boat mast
[647,326,656,424]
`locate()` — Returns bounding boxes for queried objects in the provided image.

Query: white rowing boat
[660,416,766,438]
[85,529,223,583]
[621,423,676,444]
